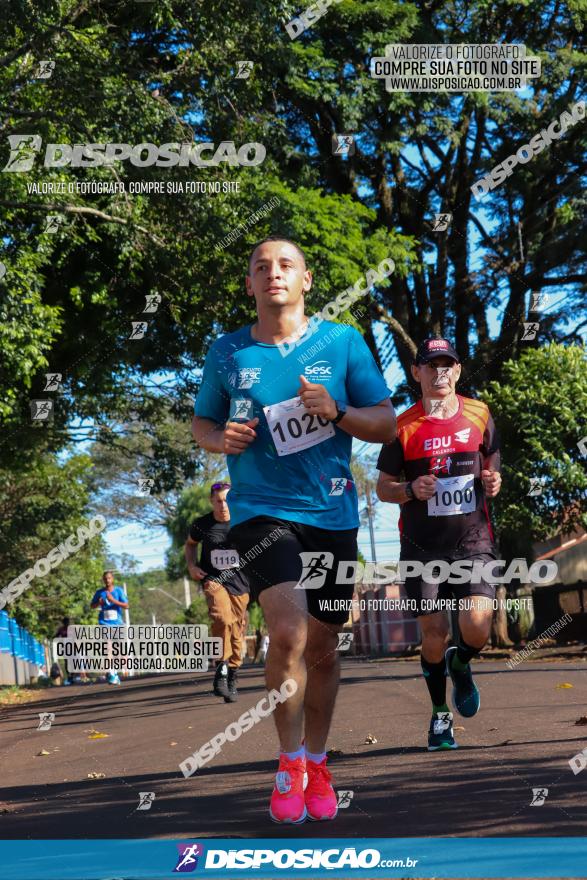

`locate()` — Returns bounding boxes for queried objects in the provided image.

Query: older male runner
[377,338,501,751]
[192,236,395,823]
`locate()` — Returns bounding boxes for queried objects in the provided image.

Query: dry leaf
[575,716,587,726]
[87,771,106,779]
[88,732,109,739]
[36,749,50,756]
[327,748,343,758]
[556,683,573,689]
[454,725,465,731]
[169,741,178,746]
[364,734,378,744]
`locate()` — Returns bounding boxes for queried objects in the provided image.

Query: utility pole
[365,482,377,564]
[122,581,130,627]
[183,576,192,609]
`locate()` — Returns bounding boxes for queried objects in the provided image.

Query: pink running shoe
[269,755,307,824]
[305,756,338,821]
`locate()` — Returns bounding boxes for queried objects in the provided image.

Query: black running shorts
[227,516,358,625]
[402,552,498,617]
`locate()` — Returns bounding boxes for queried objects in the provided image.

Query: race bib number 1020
[263,396,335,456]
[427,475,475,517]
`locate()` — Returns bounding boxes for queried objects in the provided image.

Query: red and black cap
[415,338,460,364]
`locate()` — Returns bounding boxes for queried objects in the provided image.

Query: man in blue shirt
[193,236,396,824]
[91,571,128,685]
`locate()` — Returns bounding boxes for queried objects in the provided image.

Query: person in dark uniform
[184,482,250,702]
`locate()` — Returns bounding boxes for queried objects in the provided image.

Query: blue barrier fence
[0,609,46,684]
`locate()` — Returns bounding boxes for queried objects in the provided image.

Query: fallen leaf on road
[488,727,498,731]
[170,741,178,746]
[575,716,587,725]
[87,772,106,779]
[454,726,465,731]
[556,683,573,688]
[364,734,377,744]
[327,748,343,758]
[87,731,109,739]
[36,749,50,756]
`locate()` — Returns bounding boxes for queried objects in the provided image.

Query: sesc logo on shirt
[228,367,262,389]
[304,361,332,381]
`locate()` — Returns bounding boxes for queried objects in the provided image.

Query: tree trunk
[491,584,514,647]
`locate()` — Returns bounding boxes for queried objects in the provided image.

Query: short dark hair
[210,482,231,496]
[247,236,306,273]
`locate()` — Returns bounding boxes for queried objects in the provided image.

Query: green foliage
[481,344,587,558]
[182,595,210,627]
[120,569,189,625]
[247,601,265,634]
[1,0,582,459]
[0,449,107,637]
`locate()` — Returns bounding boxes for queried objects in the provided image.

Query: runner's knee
[421,618,450,647]
[269,622,306,659]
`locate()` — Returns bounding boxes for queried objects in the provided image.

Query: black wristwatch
[331,400,347,424]
[405,481,415,500]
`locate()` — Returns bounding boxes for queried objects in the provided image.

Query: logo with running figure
[430,456,452,476]
[295,552,334,589]
[173,843,204,872]
[329,477,352,496]
[229,398,254,421]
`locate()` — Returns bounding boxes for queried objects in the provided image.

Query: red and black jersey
[377,395,499,558]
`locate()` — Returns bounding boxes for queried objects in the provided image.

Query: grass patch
[0,680,52,707]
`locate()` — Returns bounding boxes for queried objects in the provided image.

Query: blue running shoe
[445,646,480,717]
[428,711,458,751]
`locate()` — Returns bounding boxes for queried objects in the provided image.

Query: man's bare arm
[377,471,410,504]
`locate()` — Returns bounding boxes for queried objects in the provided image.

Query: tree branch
[0,201,165,245]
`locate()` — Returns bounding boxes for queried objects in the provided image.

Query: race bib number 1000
[263,396,335,456]
[427,475,475,517]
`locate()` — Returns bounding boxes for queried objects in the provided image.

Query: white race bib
[211,549,240,570]
[103,609,118,621]
[263,396,335,456]
[427,475,475,517]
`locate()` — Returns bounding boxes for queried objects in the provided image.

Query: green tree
[1,0,583,465]
[0,449,107,637]
[481,343,587,560]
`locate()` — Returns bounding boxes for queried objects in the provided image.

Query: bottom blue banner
[0,838,586,879]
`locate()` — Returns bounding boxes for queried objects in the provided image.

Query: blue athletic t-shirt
[194,321,390,529]
[91,586,127,626]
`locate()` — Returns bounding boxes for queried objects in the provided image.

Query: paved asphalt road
[0,656,585,839]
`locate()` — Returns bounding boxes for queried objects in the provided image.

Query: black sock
[421,655,447,708]
[455,637,481,668]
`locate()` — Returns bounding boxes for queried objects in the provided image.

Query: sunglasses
[211,482,231,492]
